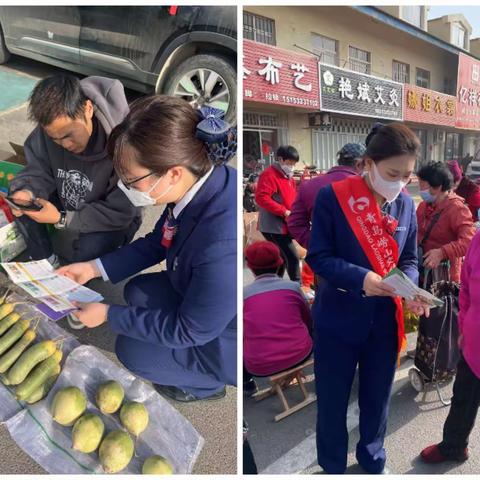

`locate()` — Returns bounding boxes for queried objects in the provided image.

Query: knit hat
[446,160,462,182]
[338,143,366,161]
[245,241,284,270]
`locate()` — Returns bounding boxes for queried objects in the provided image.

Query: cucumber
[7,340,56,384]
[15,350,63,401]
[0,330,36,373]
[0,320,30,356]
[25,371,59,404]
[0,372,10,385]
[0,312,20,336]
[0,304,16,323]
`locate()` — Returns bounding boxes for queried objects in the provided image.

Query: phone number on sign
[282,95,319,107]
[265,93,318,107]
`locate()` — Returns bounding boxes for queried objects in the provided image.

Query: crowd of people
[243,123,480,474]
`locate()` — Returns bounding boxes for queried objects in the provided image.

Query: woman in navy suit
[307,123,430,473]
[58,96,237,402]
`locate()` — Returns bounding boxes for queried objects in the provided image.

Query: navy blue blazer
[306,185,418,344]
[100,165,237,385]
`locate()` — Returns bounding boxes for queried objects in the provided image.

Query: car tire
[0,25,10,64]
[162,54,236,124]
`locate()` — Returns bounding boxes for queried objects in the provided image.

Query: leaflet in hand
[1,259,103,312]
[382,268,443,308]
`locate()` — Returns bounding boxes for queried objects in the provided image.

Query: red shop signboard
[403,84,456,127]
[243,39,320,110]
[456,53,480,130]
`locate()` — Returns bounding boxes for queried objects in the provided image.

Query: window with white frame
[312,33,339,66]
[416,67,430,89]
[402,6,422,28]
[452,22,466,49]
[392,60,410,84]
[349,46,371,74]
[243,11,276,45]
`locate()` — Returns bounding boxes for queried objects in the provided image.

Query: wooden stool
[253,359,316,422]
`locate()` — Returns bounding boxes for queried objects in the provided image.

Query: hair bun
[195,106,230,144]
[366,122,385,147]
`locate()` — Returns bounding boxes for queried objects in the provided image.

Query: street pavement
[0,56,236,475]
[245,331,480,475]
[243,183,480,475]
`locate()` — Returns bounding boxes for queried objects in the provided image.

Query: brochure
[1,259,103,313]
[382,268,444,308]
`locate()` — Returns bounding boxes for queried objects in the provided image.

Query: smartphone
[5,196,43,212]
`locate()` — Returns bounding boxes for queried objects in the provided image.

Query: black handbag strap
[420,209,444,247]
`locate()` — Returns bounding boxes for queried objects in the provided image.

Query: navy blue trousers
[314,313,397,474]
[115,272,226,399]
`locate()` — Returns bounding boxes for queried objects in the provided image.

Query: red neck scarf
[332,176,405,353]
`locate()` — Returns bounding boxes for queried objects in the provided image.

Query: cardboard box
[0,143,26,192]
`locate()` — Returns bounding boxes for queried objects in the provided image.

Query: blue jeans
[15,214,140,263]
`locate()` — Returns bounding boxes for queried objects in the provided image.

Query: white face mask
[117,176,173,207]
[368,162,406,203]
[278,162,293,178]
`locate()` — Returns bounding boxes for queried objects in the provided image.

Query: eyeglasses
[120,171,156,189]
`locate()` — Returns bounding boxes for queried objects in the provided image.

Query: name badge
[396,226,407,232]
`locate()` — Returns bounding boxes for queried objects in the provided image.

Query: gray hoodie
[10,76,141,233]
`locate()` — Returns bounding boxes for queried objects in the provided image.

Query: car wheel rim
[173,68,230,114]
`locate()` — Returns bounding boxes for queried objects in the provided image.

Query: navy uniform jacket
[306,186,418,344]
[100,165,237,385]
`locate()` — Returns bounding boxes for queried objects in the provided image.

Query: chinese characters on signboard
[245,40,480,132]
[456,53,480,130]
[243,39,320,109]
[319,64,403,120]
[403,85,456,127]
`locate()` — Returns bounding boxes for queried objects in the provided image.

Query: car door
[77,6,199,84]
[0,6,80,64]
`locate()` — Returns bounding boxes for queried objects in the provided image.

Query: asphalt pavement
[0,55,236,475]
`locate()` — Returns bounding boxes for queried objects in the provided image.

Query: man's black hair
[277,145,300,163]
[417,161,454,192]
[28,74,89,126]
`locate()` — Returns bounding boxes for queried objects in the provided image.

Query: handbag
[414,263,460,382]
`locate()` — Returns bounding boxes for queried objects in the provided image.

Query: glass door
[243,129,278,171]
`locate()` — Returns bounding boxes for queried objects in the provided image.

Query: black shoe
[243,379,258,397]
[153,384,226,402]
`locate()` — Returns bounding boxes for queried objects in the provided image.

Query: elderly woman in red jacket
[255,145,300,281]
[447,160,480,222]
[417,161,476,283]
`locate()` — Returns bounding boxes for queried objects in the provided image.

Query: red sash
[332,176,405,353]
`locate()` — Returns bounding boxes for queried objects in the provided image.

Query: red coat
[255,164,297,235]
[456,176,480,221]
[417,192,476,282]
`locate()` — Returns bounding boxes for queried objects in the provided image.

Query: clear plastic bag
[5,345,204,474]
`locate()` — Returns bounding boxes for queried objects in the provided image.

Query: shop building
[243,6,480,170]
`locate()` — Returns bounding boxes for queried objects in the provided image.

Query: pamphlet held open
[382,268,443,308]
[1,259,103,314]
